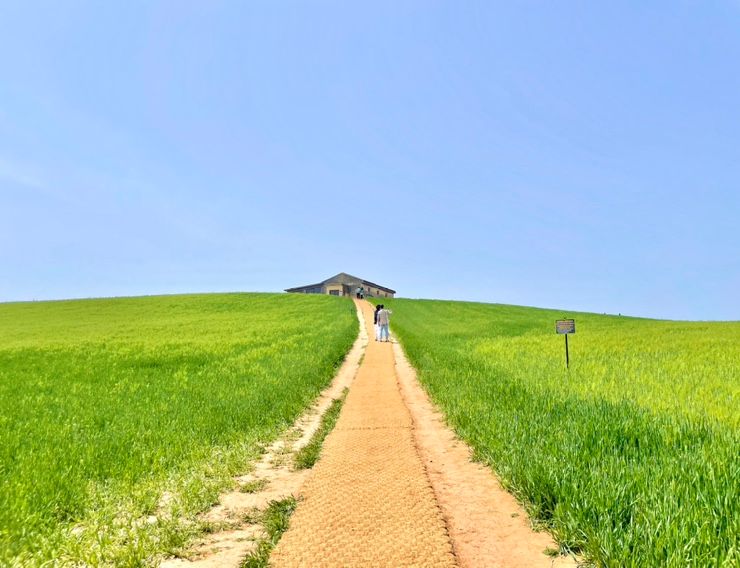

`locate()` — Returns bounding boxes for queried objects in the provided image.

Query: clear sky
[2,2,739,320]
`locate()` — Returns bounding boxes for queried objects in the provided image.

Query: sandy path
[271,300,456,567]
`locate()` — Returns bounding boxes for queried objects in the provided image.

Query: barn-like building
[285,272,396,298]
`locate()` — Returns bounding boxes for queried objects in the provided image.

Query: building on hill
[285,272,396,298]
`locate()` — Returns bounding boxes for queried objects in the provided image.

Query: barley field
[382,298,740,567]
[0,293,356,565]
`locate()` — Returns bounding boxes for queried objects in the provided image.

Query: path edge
[392,340,580,568]
[160,300,368,567]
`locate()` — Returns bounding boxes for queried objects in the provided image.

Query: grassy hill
[3,292,738,566]
[379,298,739,567]
[0,293,356,565]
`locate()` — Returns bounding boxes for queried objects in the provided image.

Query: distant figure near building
[285,272,395,298]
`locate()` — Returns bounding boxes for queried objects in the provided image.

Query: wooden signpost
[555,319,575,368]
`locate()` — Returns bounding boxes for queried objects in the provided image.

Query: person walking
[373,304,382,341]
[377,305,392,342]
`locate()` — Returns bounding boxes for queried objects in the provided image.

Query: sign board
[556,319,575,334]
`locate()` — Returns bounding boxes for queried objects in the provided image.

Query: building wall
[365,287,394,298]
[287,281,393,298]
[289,286,322,294]
[323,284,344,296]
[323,283,394,298]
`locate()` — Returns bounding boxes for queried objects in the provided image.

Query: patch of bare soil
[159,303,367,567]
[393,342,579,568]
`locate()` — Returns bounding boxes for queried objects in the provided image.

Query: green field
[0,293,356,565]
[381,299,740,567]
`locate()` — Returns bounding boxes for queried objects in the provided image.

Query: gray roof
[285,272,396,294]
[284,282,323,293]
[321,273,396,294]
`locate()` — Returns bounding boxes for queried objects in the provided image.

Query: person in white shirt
[373,304,382,341]
[377,306,392,342]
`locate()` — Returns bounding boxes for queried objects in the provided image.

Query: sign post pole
[555,319,575,369]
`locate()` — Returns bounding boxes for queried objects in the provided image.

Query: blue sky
[1,1,738,320]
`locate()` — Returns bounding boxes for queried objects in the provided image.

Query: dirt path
[166,299,576,567]
[271,300,456,567]
[272,300,576,568]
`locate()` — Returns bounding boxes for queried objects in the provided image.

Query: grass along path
[293,389,348,470]
[241,497,298,568]
[161,300,367,567]
[0,293,357,565]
